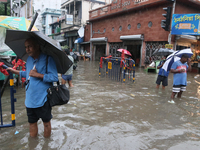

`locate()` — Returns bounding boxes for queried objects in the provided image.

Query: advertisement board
[171,14,200,35]
[66,15,73,25]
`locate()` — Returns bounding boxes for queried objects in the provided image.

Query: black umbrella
[152,48,175,56]
[5,30,72,74]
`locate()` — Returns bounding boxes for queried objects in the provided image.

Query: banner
[171,14,200,35]
[66,15,73,25]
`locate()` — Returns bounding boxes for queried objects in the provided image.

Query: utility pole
[168,0,176,44]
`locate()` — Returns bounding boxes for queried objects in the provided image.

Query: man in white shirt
[61,49,74,87]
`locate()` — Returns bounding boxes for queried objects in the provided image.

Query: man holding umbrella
[156,55,170,89]
[7,38,58,138]
[169,54,191,103]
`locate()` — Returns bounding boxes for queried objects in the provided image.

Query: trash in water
[15,131,19,134]
[130,94,135,97]
[194,75,200,79]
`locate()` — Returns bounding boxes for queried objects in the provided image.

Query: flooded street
[1,60,200,150]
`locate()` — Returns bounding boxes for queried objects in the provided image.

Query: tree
[0,0,11,16]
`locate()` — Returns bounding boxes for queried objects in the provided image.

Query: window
[119,26,122,31]
[104,28,106,32]
[112,27,114,31]
[148,21,152,28]
[127,24,131,30]
[137,23,141,29]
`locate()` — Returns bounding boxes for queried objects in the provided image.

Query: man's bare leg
[43,121,51,138]
[68,80,74,87]
[61,78,66,85]
[162,85,165,90]
[156,84,159,89]
[29,122,38,137]
[171,92,176,99]
[177,91,183,98]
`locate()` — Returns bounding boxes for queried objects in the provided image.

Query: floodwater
[1,60,200,150]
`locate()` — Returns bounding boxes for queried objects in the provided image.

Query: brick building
[84,0,200,67]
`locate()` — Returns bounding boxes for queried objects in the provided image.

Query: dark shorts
[26,100,52,123]
[156,75,168,86]
[62,74,72,81]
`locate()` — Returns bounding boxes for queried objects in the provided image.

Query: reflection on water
[1,61,200,149]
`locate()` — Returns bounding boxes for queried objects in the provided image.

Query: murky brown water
[1,61,200,150]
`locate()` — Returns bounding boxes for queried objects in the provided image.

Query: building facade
[86,0,200,66]
[41,8,62,35]
[59,0,109,51]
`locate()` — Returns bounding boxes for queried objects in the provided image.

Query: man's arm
[187,58,192,72]
[6,67,20,75]
[170,68,184,73]
[157,61,164,69]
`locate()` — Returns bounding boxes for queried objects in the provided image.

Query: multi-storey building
[59,0,110,51]
[85,0,200,66]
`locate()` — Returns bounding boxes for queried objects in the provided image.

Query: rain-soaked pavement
[1,60,200,150]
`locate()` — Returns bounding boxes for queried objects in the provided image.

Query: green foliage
[0,1,11,16]
[61,45,69,50]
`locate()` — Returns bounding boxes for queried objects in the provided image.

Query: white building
[11,0,61,32]
[33,0,61,32]
[59,0,110,50]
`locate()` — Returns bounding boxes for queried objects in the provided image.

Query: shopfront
[87,0,200,66]
[90,37,107,61]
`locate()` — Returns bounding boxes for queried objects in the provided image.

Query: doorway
[127,45,141,66]
[95,45,106,61]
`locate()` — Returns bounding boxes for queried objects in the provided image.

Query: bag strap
[46,55,60,85]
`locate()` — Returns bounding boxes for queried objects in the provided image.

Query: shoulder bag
[46,55,70,107]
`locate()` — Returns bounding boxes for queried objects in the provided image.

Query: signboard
[171,14,200,35]
[66,14,73,25]
[165,44,173,49]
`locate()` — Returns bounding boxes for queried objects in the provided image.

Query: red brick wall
[88,1,200,43]
[84,24,91,42]
[91,4,172,42]
[175,2,200,14]
[89,0,163,19]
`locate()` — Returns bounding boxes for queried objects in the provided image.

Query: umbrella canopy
[0,50,16,56]
[152,48,175,56]
[117,49,132,56]
[0,16,38,31]
[162,48,193,72]
[5,30,73,74]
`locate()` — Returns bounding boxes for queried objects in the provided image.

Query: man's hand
[6,67,20,75]
[29,68,44,79]
[178,69,186,73]
[29,68,38,77]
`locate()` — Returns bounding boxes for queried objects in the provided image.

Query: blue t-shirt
[20,53,58,108]
[171,60,188,86]
[158,60,169,77]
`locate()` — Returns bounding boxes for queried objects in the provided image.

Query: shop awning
[176,35,197,47]
[120,34,144,40]
[176,35,197,40]
[74,37,83,43]
[81,41,90,44]
[90,37,107,42]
